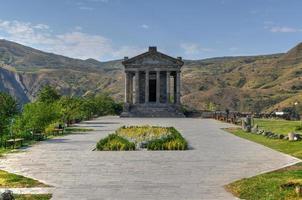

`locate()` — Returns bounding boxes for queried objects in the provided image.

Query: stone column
[176,71,181,104]
[173,73,177,104]
[156,70,160,104]
[166,71,170,103]
[124,72,129,103]
[135,70,140,104]
[145,70,149,103]
[129,73,133,104]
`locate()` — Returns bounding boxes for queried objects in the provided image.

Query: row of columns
[125,70,181,105]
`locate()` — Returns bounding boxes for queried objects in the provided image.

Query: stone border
[0,187,54,195]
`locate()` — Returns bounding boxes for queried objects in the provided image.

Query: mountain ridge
[0,39,301,113]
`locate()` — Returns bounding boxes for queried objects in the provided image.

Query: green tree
[14,102,61,134]
[37,85,61,104]
[56,96,83,125]
[79,97,97,120]
[94,94,118,116]
[0,92,18,144]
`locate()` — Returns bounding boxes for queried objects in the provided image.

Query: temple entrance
[149,79,156,102]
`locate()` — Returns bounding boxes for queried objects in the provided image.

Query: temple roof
[122,47,184,68]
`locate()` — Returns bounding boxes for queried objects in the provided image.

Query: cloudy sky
[0,0,301,61]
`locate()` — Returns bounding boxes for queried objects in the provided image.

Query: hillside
[0,39,301,113]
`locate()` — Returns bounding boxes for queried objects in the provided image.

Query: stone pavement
[0,116,300,200]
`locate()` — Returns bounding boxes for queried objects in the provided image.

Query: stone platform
[120,103,185,117]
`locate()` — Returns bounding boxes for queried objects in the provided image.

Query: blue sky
[0,0,301,61]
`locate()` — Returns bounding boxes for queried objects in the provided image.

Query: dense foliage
[1,86,122,148]
[0,92,19,145]
[96,134,135,151]
[37,85,61,104]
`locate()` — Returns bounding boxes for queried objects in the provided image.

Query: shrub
[147,127,188,151]
[45,122,59,136]
[96,134,135,151]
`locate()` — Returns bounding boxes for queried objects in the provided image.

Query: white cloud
[141,24,149,29]
[180,43,213,55]
[0,19,144,60]
[269,26,302,33]
[33,24,49,30]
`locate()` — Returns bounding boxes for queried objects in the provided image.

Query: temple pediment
[122,47,184,68]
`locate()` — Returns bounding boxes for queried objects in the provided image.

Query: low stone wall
[241,117,302,141]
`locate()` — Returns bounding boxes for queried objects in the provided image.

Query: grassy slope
[254,119,302,135]
[0,170,48,188]
[227,128,302,160]
[225,121,302,200]
[226,163,302,200]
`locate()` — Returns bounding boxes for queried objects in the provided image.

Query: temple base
[120,103,185,118]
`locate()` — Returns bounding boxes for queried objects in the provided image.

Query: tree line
[0,86,122,146]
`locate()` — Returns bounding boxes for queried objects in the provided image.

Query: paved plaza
[0,116,300,199]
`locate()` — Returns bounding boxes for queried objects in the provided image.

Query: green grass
[226,163,302,200]
[14,194,52,200]
[226,128,302,159]
[225,128,302,199]
[64,127,94,133]
[254,118,302,135]
[0,170,49,188]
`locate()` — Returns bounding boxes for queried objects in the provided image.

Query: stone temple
[121,47,185,117]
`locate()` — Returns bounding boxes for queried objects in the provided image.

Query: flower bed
[96,126,188,151]
[96,134,135,151]
[147,127,188,150]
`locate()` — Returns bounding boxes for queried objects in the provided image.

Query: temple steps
[120,104,185,118]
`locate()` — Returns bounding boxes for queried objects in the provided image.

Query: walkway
[0,117,299,199]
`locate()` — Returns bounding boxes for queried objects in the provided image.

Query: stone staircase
[120,103,185,117]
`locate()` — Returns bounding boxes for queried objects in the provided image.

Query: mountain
[0,39,301,113]
[0,39,124,102]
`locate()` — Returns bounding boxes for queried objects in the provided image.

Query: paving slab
[0,116,300,200]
